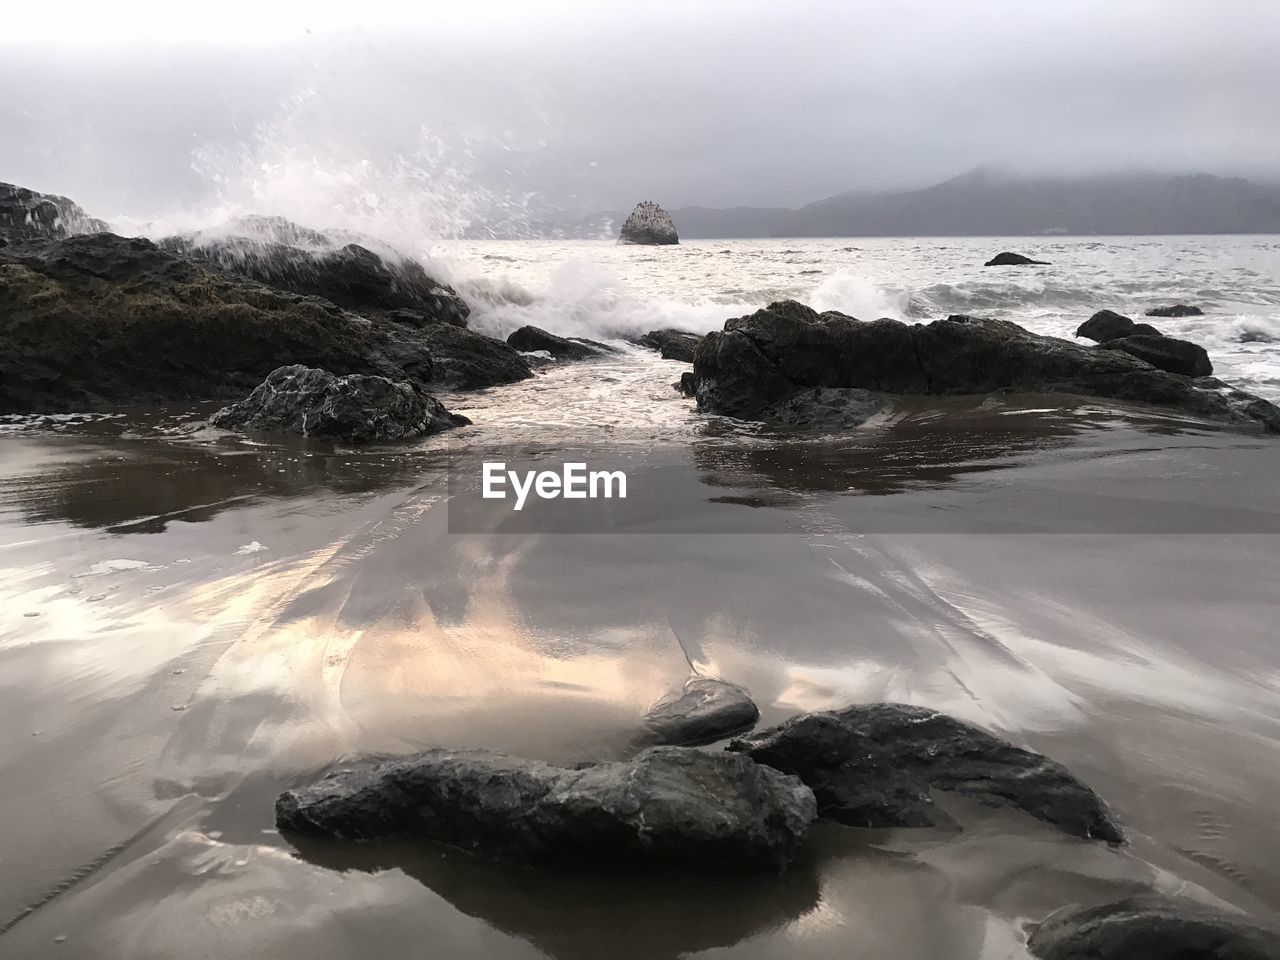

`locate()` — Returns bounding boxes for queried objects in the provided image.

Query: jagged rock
[1101,333,1213,377]
[983,251,1049,266]
[210,364,467,442]
[161,216,469,326]
[639,677,760,747]
[1146,304,1204,318]
[676,371,697,397]
[276,746,816,873]
[0,233,529,413]
[635,328,702,362]
[619,201,679,245]
[728,702,1124,842]
[690,301,1279,432]
[0,182,109,241]
[1076,310,1163,343]
[1028,894,1280,960]
[507,325,616,361]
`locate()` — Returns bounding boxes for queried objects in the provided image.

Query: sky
[2,0,1278,236]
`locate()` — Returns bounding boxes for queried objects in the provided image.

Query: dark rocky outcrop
[984,251,1049,266]
[161,216,469,327]
[690,301,1279,432]
[676,371,698,397]
[728,702,1124,842]
[1076,309,1163,343]
[1146,304,1204,318]
[639,677,760,747]
[210,364,468,442]
[507,325,617,361]
[0,233,530,413]
[1028,894,1280,960]
[1,182,109,242]
[635,328,702,363]
[276,746,816,873]
[1101,334,1213,377]
[619,202,679,245]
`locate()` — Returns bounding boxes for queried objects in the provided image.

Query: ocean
[2,234,1280,959]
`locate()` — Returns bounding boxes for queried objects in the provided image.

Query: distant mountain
[548,171,1280,239]
[776,170,1280,237]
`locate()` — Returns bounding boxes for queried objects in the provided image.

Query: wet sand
[2,355,1280,958]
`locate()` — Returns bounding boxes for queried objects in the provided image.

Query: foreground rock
[1101,333,1213,377]
[728,702,1124,842]
[619,201,679,245]
[277,746,816,872]
[635,328,702,363]
[1,182,109,242]
[1146,304,1204,318]
[691,301,1278,432]
[1076,309,1163,343]
[1028,894,1280,960]
[161,216,469,327]
[984,251,1049,266]
[210,364,468,442]
[0,233,529,412]
[507,325,617,361]
[640,676,760,746]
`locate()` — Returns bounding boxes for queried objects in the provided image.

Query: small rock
[983,251,1049,266]
[507,326,616,361]
[641,676,760,746]
[211,365,468,442]
[728,702,1124,842]
[1100,334,1213,377]
[277,746,816,872]
[1076,310,1163,343]
[1028,893,1280,960]
[1145,304,1204,318]
[635,329,702,363]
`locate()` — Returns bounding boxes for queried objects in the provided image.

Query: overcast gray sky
[3,0,1278,234]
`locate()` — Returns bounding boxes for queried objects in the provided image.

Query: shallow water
[3,238,1280,958]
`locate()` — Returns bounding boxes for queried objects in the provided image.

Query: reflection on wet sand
[4,363,1280,958]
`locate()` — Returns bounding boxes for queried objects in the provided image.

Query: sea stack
[619,201,679,245]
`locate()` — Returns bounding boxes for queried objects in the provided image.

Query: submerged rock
[1076,309,1164,343]
[211,364,468,442]
[676,371,698,397]
[161,216,470,327]
[635,329,702,363]
[1028,894,1280,960]
[640,676,760,746]
[1101,333,1213,377]
[984,251,1049,266]
[728,702,1124,842]
[690,301,1279,432]
[619,201,679,245]
[1,181,109,242]
[1146,304,1204,318]
[507,325,616,361]
[276,746,816,873]
[0,232,529,413]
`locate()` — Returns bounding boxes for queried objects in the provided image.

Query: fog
[2,0,1278,234]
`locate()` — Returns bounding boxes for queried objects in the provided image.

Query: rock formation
[639,676,760,747]
[984,251,1049,266]
[276,746,816,872]
[1076,309,1163,343]
[1028,894,1280,960]
[507,325,617,360]
[210,364,468,442]
[635,328,702,362]
[0,181,109,242]
[729,702,1124,842]
[0,231,530,413]
[619,201,679,245]
[1146,304,1204,318]
[161,216,470,327]
[1100,333,1213,378]
[690,301,1276,431]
